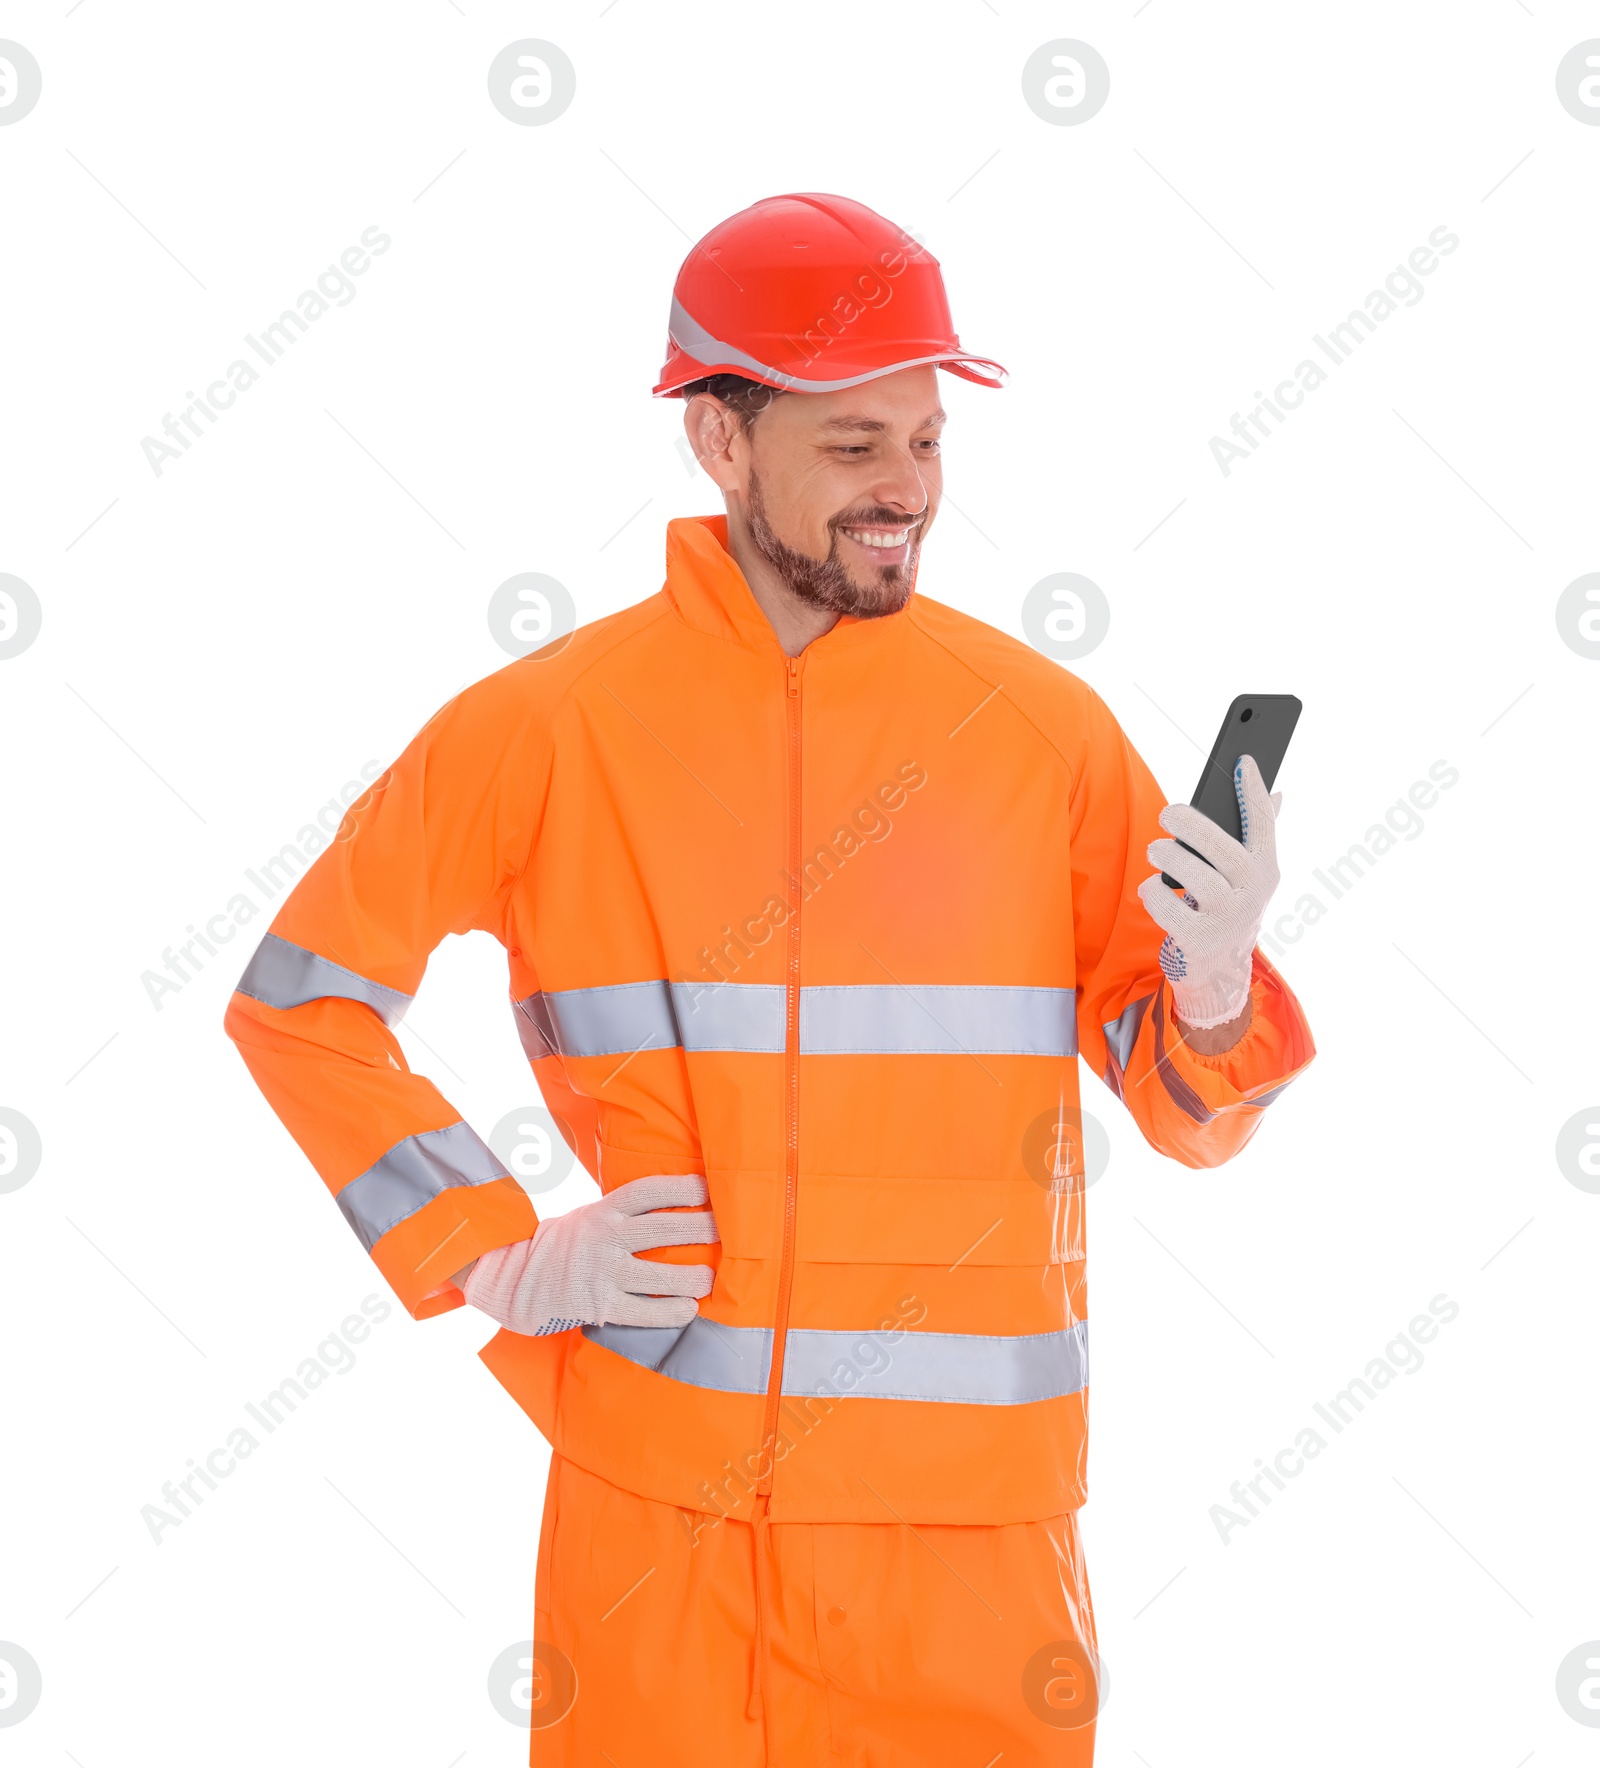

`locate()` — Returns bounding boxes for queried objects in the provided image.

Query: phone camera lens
[1240,708,1253,722]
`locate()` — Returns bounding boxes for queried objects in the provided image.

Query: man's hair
[679,373,787,428]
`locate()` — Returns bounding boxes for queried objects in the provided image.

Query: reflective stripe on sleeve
[583,1317,1089,1406]
[1150,981,1215,1124]
[235,932,413,1028]
[1102,994,1153,1077]
[336,1121,512,1252]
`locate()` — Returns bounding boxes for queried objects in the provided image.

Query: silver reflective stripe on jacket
[674,981,787,1052]
[583,1317,1089,1406]
[518,980,680,1060]
[582,1318,774,1393]
[514,981,786,1060]
[516,981,1077,1060]
[236,932,413,1028]
[336,1121,510,1251]
[801,985,1077,1057]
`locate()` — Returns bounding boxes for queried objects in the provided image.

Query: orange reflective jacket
[225,515,1315,1525]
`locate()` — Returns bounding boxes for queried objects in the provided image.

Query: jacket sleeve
[223,672,547,1319]
[1069,685,1315,1169]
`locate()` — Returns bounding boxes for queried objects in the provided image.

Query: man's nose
[871,448,932,516]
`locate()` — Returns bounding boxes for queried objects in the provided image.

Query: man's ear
[683,395,744,491]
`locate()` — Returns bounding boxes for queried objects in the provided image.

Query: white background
[2,3,1597,1763]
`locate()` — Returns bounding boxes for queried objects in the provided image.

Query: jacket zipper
[757,652,803,1495]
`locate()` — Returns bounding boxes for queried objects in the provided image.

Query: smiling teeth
[846,528,910,548]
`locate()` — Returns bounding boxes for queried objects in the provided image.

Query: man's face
[734,365,944,619]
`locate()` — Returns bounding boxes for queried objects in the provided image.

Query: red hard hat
[653,193,1006,398]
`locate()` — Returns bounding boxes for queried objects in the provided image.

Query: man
[226,192,1314,1765]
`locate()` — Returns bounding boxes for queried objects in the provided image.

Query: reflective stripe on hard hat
[236,932,413,1027]
[668,296,999,396]
[514,981,1077,1059]
[336,1121,510,1252]
[583,1317,1089,1405]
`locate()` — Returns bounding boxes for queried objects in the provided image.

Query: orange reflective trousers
[530,1451,1101,1765]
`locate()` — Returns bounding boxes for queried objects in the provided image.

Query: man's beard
[745,468,923,619]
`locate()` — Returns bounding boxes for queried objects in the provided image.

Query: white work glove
[460,1173,718,1337]
[1136,754,1282,1031]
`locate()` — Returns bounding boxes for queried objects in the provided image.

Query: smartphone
[1159,694,1302,889]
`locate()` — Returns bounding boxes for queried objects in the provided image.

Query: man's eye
[834,445,870,457]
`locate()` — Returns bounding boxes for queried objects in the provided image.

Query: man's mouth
[841,524,914,549]
[836,518,921,566]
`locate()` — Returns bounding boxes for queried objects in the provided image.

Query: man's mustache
[827,505,930,536]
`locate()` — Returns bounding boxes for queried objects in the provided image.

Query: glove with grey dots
[1137,754,1282,1031]
[460,1173,719,1337]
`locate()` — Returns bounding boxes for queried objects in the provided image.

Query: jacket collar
[663,514,915,657]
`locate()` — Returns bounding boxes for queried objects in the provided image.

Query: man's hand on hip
[456,1173,718,1338]
[1137,754,1282,1046]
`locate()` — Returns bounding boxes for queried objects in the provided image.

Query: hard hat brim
[653,349,1007,399]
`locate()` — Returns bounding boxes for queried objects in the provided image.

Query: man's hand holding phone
[1138,754,1283,1046]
